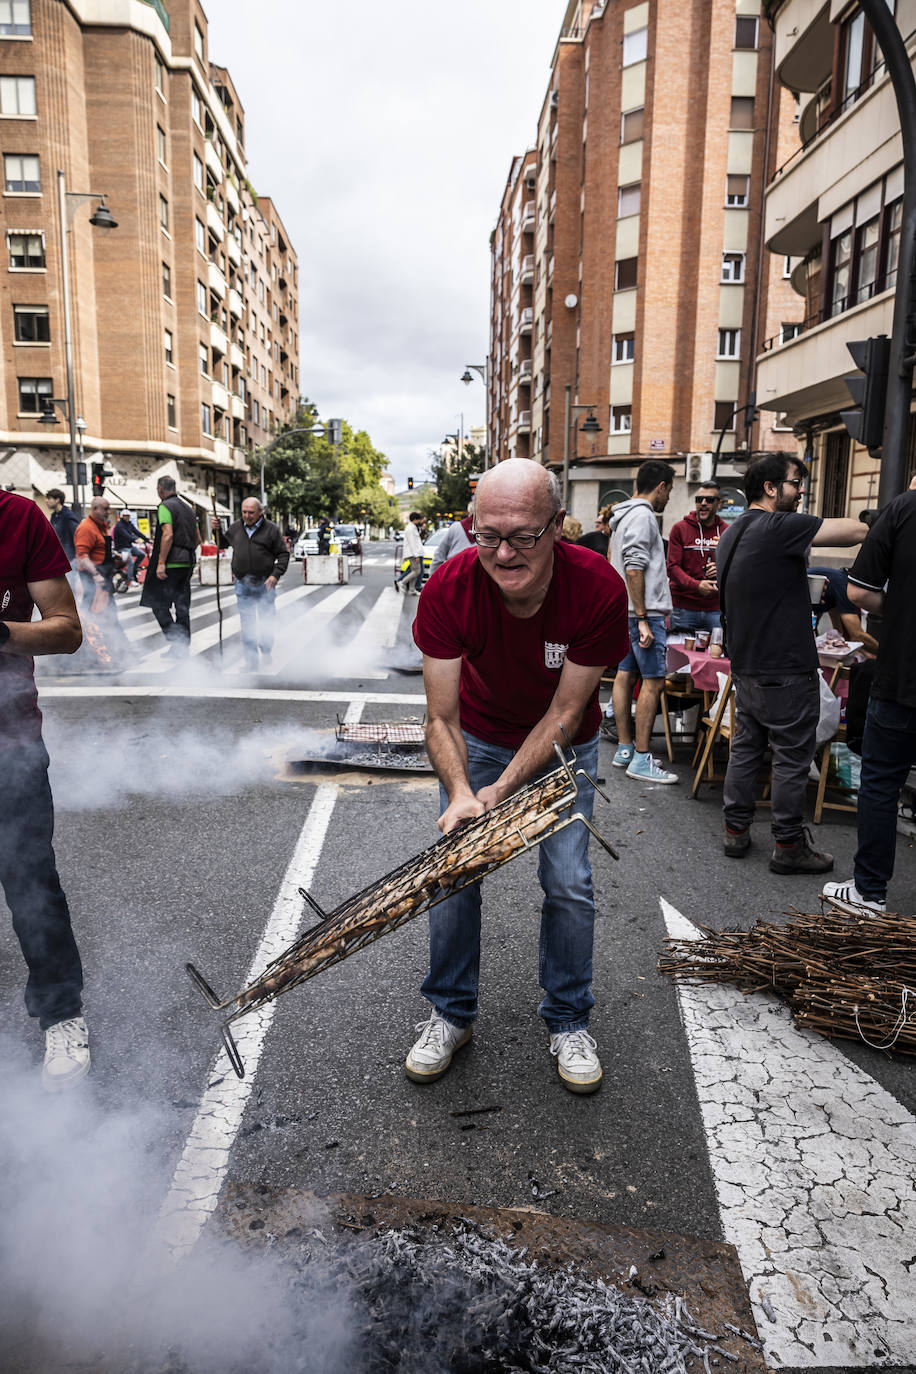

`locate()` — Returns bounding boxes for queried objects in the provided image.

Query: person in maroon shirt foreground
[410,459,628,1094]
[0,492,89,1090]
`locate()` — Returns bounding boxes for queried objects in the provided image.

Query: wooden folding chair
[813,665,857,824]
[690,672,736,798]
[660,676,705,763]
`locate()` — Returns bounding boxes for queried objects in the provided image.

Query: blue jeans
[235,576,276,660]
[618,615,668,678]
[421,731,600,1032]
[854,697,916,901]
[669,607,721,634]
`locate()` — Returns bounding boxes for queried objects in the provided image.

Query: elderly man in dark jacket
[214,497,289,670]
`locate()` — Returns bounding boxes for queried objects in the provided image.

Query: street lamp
[56,169,117,515]
[460,361,489,467]
[712,393,757,479]
[562,384,602,509]
[258,419,342,508]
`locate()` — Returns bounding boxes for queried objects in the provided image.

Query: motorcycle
[111,541,151,594]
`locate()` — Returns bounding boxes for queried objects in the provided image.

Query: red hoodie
[666,510,728,611]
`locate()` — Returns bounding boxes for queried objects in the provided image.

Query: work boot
[723,826,751,858]
[405,1010,472,1083]
[769,829,833,875]
[821,879,886,916]
[549,1029,602,1094]
[42,1016,90,1092]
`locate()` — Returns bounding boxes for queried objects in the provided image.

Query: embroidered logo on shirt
[1,591,9,612]
[544,641,568,670]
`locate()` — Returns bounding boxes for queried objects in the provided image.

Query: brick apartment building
[489,0,803,533]
[0,0,298,525]
[755,0,916,516]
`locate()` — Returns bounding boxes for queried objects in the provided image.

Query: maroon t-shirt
[0,492,72,747]
[413,541,629,748]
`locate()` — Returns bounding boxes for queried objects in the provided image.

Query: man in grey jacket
[608,460,677,784]
[430,504,474,576]
[213,497,289,670]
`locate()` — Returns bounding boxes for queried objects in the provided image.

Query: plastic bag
[815,672,842,745]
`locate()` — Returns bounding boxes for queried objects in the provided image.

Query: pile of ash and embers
[288,719,433,774]
[206,1187,765,1374]
[660,899,916,1054]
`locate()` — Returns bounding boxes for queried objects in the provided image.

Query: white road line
[38,685,426,704]
[348,585,405,652]
[262,586,365,678]
[660,897,916,1369]
[135,585,319,670]
[157,781,340,1256]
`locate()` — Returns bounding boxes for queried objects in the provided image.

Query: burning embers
[187,747,618,1078]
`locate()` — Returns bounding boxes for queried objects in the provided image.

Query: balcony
[209,319,228,355]
[211,436,231,467]
[518,410,531,432]
[225,232,241,267]
[208,258,226,297]
[519,306,534,334]
[519,358,533,382]
[211,380,229,413]
[547,253,554,282]
[230,339,245,371]
[205,200,224,241]
[520,200,536,232]
[204,139,223,184]
[549,188,556,221]
[520,253,535,284]
[231,393,246,421]
[232,445,249,469]
[773,0,833,94]
[225,176,240,215]
[228,286,244,318]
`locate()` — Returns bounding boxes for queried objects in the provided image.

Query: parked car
[421,525,450,577]
[334,524,362,556]
[293,529,321,559]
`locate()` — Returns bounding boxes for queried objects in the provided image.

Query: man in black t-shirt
[716,454,865,874]
[822,486,916,914]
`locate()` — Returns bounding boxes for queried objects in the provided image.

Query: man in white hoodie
[608,460,678,784]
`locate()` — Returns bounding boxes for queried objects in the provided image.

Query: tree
[423,441,486,520]
[260,401,390,528]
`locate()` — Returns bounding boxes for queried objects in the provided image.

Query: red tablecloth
[666,644,731,692]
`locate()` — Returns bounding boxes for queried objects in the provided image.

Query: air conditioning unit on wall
[686,452,713,484]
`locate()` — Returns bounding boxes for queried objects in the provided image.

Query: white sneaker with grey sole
[549,1029,602,1094]
[405,1010,472,1083]
[821,880,887,916]
[42,1016,90,1092]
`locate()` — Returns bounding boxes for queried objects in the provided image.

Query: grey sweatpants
[723,671,820,843]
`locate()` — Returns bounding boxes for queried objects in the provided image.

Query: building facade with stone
[755,0,916,515]
[0,0,298,524]
[488,0,803,532]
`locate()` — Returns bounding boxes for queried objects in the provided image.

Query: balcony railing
[140,0,170,33]
[519,307,534,333]
[759,276,895,353]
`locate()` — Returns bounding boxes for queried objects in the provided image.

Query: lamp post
[460,362,489,467]
[712,393,757,480]
[562,384,602,509]
[55,169,117,516]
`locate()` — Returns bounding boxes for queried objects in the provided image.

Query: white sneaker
[405,1010,472,1083]
[821,880,887,917]
[42,1016,90,1092]
[549,1029,602,1094]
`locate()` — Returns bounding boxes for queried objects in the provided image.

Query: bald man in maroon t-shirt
[408,459,628,1095]
[0,491,90,1090]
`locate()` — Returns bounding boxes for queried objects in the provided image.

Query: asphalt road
[2,544,915,1373]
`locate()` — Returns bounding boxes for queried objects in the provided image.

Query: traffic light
[91,461,112,495]
[407,476,414,490]
[327,417,342,445]
[841,336,890,452]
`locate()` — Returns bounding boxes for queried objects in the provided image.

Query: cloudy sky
[211,1,563,489]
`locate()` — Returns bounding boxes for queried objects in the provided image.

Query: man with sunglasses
[409,459,628,1094]
[717,454,866,873]
[666,481,727,635]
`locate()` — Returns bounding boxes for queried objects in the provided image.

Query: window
[159,194,169,231]
[193,152,203,193]
[195,217,205,253]
[885,198,902,287]
[622,26,648,66]
[9,229,43,267]
[191,88,201,127]
[827,175,902,318]
[194,22,204,61]
[612,332,635,363]
[167,393,176,427]
[199,342,209,375]
[854,215,881,305]
[13,304,48,341]
[157,124,166,164]
[162,260,172,298]
[618,182,641,217]
[726,174,749,207]
[196,279,207,315]
[164,328,173,364]
[783,255,792,278]
[714,401,736,432]
[717,328,740,358]
[201,402,211,436]
[615,256,638,290]
[734,16,758,49]
[610,405,632,434]
[17,375,51,412]
[0,74,36,115]
[0,1,31,36]
[780,322,802,343]
[729,97,755,130]
[252,397,260,425]
[154,53,164,96]
[621,106,644,144]
[721,252,745,283]
[4,153,39,191]
[830,228,852,315]
[261,363,266,386]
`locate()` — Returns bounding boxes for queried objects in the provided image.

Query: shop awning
[101,481,160,511]
[188,493,233,518]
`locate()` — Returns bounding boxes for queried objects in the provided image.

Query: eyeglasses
[471,519,554,551]
[695,496,718,505]
[783,477,804,490]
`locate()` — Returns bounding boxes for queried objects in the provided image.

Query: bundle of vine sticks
[658,902,916,1054]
